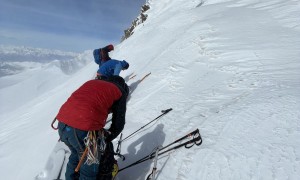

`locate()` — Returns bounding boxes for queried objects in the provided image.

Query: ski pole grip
[161,108,173,114]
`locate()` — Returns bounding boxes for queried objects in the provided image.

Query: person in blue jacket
[96,60,129,79]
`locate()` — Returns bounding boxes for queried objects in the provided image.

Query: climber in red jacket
[56,75,128,180]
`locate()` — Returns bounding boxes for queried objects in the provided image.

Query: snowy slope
[1,0,300,179]
[0,48,92,114]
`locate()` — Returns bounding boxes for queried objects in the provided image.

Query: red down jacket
[56,79,123,131]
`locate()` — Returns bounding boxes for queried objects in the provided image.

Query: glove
[103,129,113,142]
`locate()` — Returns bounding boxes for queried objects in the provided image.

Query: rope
[75,130,107,172]
[83,130,107,165]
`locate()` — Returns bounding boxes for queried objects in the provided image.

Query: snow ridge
[0,0,300,180]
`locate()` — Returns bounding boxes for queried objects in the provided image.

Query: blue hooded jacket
[97,60,129,77]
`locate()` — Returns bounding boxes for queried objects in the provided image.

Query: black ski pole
[54,150,67,180]
[159,129,201,151]
[116,133,122,154]
[112,109,172,161]
[118,128,202,172]
[115,133,125,160]
[136,129,202,166]
[122,108,173,142]
[157,131,202,156]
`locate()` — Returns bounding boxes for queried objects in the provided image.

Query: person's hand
[103,129,113,142]
[103,129,111,137]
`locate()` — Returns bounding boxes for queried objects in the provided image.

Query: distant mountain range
[0,45,91,77]
[0,45,78,62]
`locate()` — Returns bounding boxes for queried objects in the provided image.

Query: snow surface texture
[1,0,300,179]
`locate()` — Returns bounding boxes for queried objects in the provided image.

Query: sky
[0,0,146,52]
[1,0,300,179]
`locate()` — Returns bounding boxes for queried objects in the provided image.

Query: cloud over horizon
[0,0,146,52]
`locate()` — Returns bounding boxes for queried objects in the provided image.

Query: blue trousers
[58,122,99,180]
